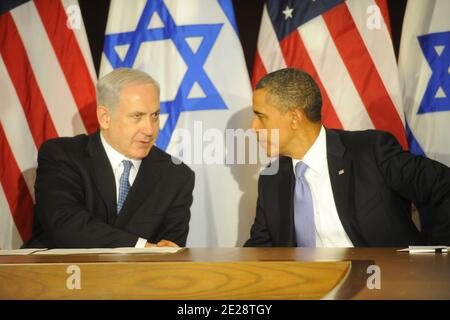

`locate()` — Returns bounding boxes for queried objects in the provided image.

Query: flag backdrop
[100,0,254,247]
[0,0,97,249]
[253,0,407,149]
[399,0,450,165]
[2,0,431,249]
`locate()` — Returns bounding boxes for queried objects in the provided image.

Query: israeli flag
[100,0,255,246]
[399,0,450,165]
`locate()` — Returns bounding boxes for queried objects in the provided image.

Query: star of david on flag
[417,31,450,115]
[399,0,450,166]
[102,0,228,150]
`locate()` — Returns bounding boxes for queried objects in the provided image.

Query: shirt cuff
[135,237,148,248]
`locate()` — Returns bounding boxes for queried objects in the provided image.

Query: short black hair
[256,68,322,122]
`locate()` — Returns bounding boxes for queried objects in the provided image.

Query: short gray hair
[96,68,160,111]
[256,68,322,122]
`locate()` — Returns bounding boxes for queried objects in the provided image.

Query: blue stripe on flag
[217,0,239,37]
[405,119,426,156]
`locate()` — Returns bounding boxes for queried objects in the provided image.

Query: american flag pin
[338,169,345,175]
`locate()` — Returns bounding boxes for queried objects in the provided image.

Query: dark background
[79,0,407,77]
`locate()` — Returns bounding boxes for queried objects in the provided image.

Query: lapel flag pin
[338,169,345,175]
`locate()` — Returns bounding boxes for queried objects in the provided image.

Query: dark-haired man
[245,68,450,247]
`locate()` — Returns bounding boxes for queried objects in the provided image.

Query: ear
[97,106,111,130]
[290,109,303,130]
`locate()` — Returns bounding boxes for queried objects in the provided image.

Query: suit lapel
[86,131,117,222]
[276,157,296,246]
[114,147,162,228]
[326,129,366,246]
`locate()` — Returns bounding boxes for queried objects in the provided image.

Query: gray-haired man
[25,68,194,248]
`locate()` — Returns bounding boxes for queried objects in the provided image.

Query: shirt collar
[292,126,327,175]
[100,132,142,172]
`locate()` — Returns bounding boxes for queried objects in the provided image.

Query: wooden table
[0,248,449,299]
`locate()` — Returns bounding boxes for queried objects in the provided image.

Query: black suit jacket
[245,128,450,247]
[24,131,195,248]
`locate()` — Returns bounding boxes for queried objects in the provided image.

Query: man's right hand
[145,240,179,248]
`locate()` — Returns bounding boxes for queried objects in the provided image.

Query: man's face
[251,88,294,157]
[98,83,160,160]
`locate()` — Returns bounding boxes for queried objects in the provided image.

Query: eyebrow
[129,110,160,116]
[130,111,146,116]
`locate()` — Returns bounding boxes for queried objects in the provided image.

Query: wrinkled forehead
[119,82,159,96]
[114,83,160,111]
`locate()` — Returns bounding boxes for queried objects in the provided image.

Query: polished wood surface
[0,260,350,300]
[0,248,449,299]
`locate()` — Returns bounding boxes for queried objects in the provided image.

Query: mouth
[137,140,152,147]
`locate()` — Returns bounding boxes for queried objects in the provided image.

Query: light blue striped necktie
[117,160,132,214]
[294,161,316,247]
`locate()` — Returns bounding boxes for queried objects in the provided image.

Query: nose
[141,116,155,137]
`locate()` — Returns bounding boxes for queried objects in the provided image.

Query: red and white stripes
[0,0,97,249]
[253,0,407,149]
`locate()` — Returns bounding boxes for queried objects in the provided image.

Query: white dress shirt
[100,132,147,248]
[292,126,354,247]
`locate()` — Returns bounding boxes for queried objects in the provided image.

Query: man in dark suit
[24,68,194,248]
[245,68,450,247]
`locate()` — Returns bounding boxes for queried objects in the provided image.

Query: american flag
[253,0,407,149]
[0,0,97,249]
